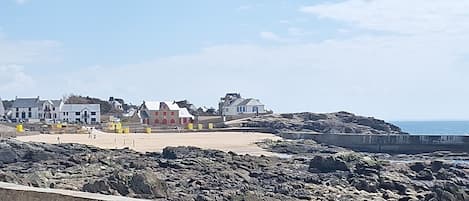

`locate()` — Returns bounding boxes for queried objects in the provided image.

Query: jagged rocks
[0,138,467,201]
[235,112,407,134]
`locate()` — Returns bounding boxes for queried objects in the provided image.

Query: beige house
[140,101,194,127]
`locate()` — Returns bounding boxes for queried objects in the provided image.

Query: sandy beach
[17,131,282,156]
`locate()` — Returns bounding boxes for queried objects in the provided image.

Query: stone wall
[280,133,469,154]
[0,182,149,201]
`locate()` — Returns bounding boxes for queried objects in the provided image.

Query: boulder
[0,148,18,164]
[130,171,168,198]
[309,155,349,173]
[83,180,111,194]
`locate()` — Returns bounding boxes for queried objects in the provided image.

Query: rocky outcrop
[0,138,467,201]
[234,111,406,134]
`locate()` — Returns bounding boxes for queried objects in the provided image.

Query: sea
[392,121,469,135]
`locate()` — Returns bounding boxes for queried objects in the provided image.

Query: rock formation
[234,111,406,134]
[0,138,467,200]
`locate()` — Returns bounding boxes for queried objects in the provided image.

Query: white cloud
[300,0,469,35]
[0,65,34,91]
[15,0,27,5]
[236,5,252,11]
[0,32,61,98]
[259,32,281,41]
[259,31,293,43]
[0,37,62,64]
[287,27,311,36]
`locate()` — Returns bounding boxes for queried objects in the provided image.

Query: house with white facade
[11,96,100,124]
[219,93,266,116]
[39,99,63,123]
[12,97,41,122]
[61,104,101,124]
[140,101,194,127]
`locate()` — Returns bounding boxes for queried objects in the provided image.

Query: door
[84,111,88,124]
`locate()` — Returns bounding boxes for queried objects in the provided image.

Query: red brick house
[140,101,194,127]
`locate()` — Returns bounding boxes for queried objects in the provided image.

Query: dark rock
[416,169,434,180]
[352,178,378,193]
[23,150,55,162]
[409,162,426,172]
[309,155,349,173]
[83,180,111,194]
[0,148,18,164]
[130,171,168,198]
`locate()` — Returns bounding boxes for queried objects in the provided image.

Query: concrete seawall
[0,182,150,201]
[280,133,469,154]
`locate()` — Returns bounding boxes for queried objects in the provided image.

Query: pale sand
[17,131,282,156]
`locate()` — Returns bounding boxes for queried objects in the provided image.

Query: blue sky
[1,0,469,120]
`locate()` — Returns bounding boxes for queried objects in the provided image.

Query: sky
[1,0,469,121]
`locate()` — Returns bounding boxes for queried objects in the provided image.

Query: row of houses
[1,93,267,127]
[137,93,267,127]
[2,97,100,124]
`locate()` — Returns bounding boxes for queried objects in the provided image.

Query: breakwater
[279,132,469,154]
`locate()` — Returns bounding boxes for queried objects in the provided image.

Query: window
[237,106,246,113]
[91,112,96,115]
[28,107,31,111]
[155,119,159,124]
[253,106,258,113]
[162,119,168,124]
[91,118,96,122]
[16,108,19,112]
[54,114,57,118]
[16,112,19,118]
[63,112,66,116]
[182,118,187,123]
[171,112,174,116]
[75,118,80,122]
[170,119,175,124]
[28,112,32,118]
[53,107,55,111]
[75,112,80,115]
[163,112,167,116]
[155,112,158,115]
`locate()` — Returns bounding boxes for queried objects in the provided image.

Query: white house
[61,104,101,124]
[39,99,63,123]
[11,97,100,124]
[12,97,41,122]
[219,93,266,116]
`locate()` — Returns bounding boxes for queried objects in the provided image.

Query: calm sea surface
[392,121,469,135]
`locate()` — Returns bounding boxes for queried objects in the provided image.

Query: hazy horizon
[1,0,469,121]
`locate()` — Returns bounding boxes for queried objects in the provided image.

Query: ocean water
[392,121,469,135]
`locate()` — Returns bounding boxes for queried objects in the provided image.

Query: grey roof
[224,98,264,107]
[51,100,63,106]
[224,98,245,107]
[238,98,263,106]
[12,98,40,108]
